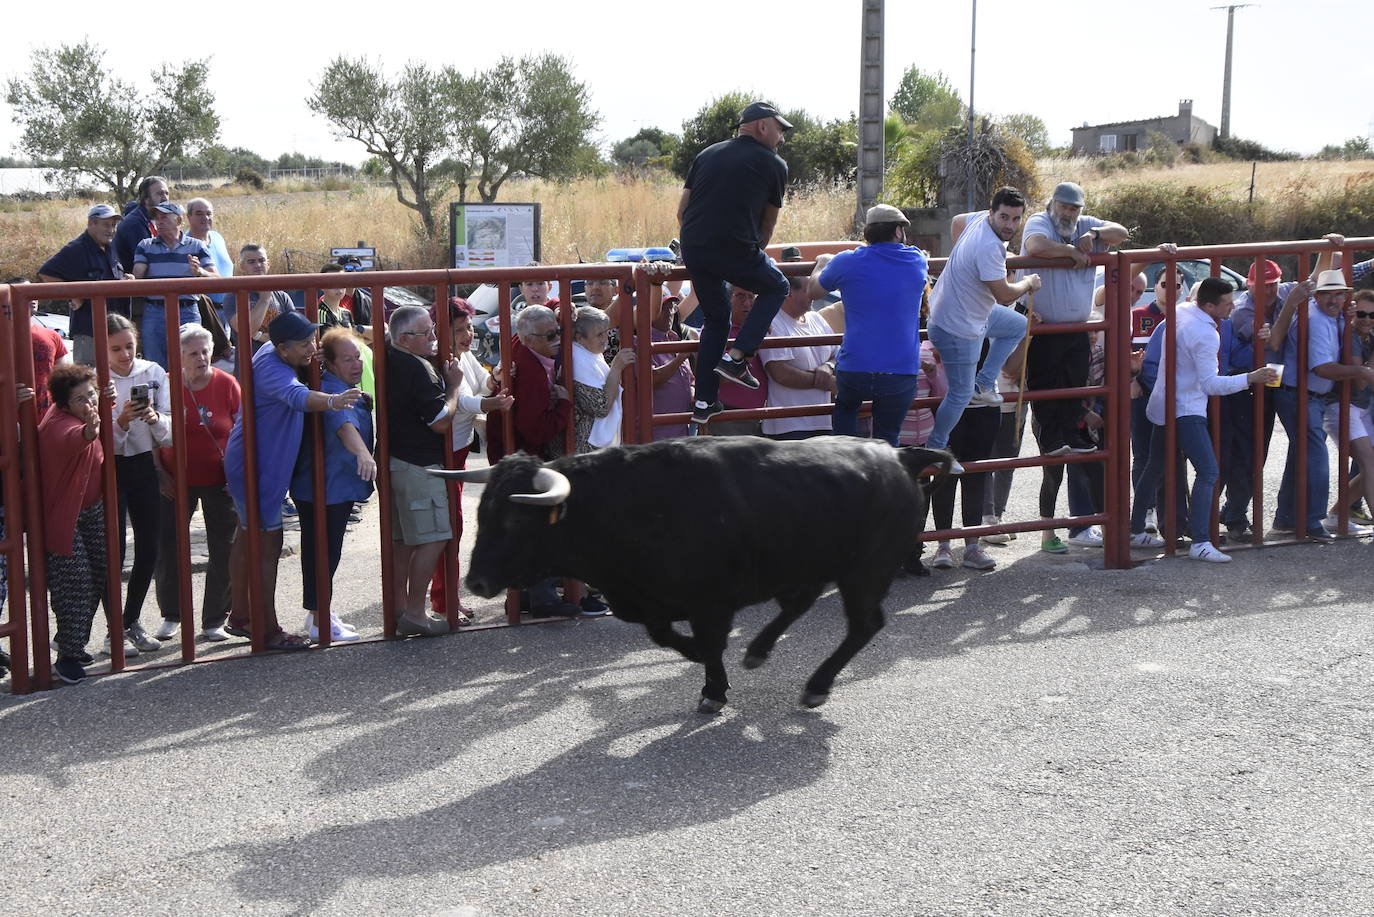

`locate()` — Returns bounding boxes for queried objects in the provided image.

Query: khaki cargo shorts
[388,457,452,545]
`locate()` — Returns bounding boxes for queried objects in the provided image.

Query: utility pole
[857,0,884,225]
[1212,3,1255,140]
[965,0,977,213]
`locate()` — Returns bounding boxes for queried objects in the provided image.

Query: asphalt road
[2,475,1371,915]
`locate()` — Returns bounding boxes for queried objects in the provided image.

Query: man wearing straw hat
[1266,268,1373,540]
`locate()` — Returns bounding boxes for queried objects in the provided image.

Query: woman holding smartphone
[106,313,173,656]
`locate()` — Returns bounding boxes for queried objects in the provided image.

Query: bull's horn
[509,467,571,506]
[426,466,494,483]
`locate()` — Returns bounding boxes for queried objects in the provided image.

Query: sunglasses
[1356,310,1374,319]
[538,329,562,342]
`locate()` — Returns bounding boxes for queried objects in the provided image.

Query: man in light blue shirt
[1268,270,1373,539]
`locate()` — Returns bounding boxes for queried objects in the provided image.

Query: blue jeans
[141,301,200,370]
[833,371,920,446]
[681,244,789,405]
[1131,396,1189,530]
[926,307,1027,450]
[1131,415,1217,544]
[1274,388,1328,533]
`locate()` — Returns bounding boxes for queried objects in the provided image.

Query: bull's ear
[509,467,571,506]
[427,466,493,483]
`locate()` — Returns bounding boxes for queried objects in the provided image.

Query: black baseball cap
[269,310,320,345]
[735,102,793,130]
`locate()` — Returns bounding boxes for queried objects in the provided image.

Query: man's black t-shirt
[680,135,787,252]
[385,345,447,466]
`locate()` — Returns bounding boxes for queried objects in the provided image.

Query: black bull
[433,436,951,713]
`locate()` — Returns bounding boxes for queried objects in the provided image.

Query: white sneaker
[305,614,361,643]
[1144,509,1158,534]
[153,619,180,641]
[1323,513,1370,535]
[1129,532,1164,548]
[202,626,230,642]
[1189,541,1232,563]
[102,634,140,658]
[1067,526,1104,548]
[980,515,1011,545]
[930,543,956,569]
[970,387,1004,406]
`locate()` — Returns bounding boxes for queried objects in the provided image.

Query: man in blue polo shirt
[223,311,364,649]
[678,100,793,425]
[37,204,134,365]
[806,203,928,447]
[1268,269,1374,540]
[132,201,217,369]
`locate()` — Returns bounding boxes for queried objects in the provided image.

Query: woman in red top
[38,364,109,684]
[152,324,242,643]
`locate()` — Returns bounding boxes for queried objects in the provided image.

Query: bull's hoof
[800,690,830,709]
[697,696,726,715]
[741,653,767,670]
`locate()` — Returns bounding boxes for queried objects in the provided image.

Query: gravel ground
[2,427,1371,915]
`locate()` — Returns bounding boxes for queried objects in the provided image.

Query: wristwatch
[1090,228,1101,242]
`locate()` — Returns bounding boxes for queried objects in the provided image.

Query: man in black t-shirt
[385,305,464,638]
[678,101,793,425]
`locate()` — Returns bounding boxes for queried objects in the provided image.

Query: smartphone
[130,383,149,407]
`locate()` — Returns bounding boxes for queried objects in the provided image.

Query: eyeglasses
[1356,310,1374,319]
[401,326,437,338]
[537,329,562,342]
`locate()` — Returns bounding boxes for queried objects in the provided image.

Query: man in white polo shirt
[1129,277,1277,562]
[926,186,1039,463]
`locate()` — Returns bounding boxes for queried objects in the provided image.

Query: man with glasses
[506,305,572,461]
[224,243,296,362]
[384,305,467,637]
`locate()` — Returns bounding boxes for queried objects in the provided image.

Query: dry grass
[1040,156,1374,202]
[0,174,858,280]
[9,158,1370,281]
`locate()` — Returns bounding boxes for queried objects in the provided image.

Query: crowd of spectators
[5,160,1374,685]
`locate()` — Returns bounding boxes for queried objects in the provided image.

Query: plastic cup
[1265,363,1283,387]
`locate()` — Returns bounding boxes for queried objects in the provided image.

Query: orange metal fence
[2,239,1370,693]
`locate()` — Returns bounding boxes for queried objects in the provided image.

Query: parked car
[33,309,71,341]
[1094,259,1248,309]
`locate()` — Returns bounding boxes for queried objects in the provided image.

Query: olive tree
[6,40,219,201]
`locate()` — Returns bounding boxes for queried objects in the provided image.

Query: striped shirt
[133,232,213,304]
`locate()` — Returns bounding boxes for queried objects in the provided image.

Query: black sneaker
[714,355,759,390]
[1041,440,1071,457]
[579,593,609,615]
[529,603,581,619]
[1065,430,1100,454]
[691,400,724,425]
[53,657,86,685]
[0,647,10,678]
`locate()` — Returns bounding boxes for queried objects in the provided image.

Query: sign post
[450,203,541,269]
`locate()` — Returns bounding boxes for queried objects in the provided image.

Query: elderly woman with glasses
[567,306,636,454]
[152,323,242,644]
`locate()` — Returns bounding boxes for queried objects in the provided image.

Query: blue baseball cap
[268,310,320,345]
[153,201,184,216]
[87,203,119,219]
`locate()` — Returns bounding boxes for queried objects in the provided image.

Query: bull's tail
[896,446,955,494]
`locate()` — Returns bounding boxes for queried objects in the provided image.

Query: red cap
[1247,259,1282,286]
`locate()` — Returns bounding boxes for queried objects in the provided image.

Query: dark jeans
[298,500,355,612]
[1026,332,1089,450]
[1132,416,1217,544]
[768,429,829,441]
[115,452,161,629]
[681,243,789,405]
[984,409,1024,519]
[927,406,999,532]
[1131,396,1189,530]
[154,486,237,629]
[1274,388,1328,533]
[1219,387,1276,528]
[834,371,920,447]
